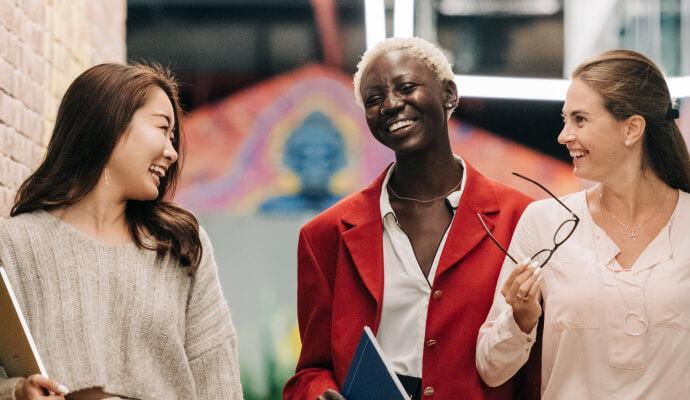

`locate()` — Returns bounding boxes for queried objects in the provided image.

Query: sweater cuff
[0,378,22,400]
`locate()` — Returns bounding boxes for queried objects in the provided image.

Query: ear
[624,114,646,146]
[443,80,460,110]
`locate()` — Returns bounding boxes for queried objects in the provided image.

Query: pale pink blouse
[477,190,690,399]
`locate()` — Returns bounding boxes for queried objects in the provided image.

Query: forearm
[189,337,243,400]
[476,309,537,387]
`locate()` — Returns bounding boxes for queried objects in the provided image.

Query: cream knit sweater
[0,211,243,400]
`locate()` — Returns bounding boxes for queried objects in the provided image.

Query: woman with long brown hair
[477,50,690,398]
[0,63,242,400]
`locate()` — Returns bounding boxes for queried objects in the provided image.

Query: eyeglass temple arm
[512,172,579,219]
[476,213,518,264]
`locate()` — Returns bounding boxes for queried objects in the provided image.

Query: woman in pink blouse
[476,50,690,399]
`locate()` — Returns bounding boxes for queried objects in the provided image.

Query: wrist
[14,378,25,400]
[514,313,538,334]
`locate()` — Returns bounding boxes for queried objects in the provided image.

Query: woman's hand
[318,388,346,400]
[502,260,543,333]
[14,374,69,400]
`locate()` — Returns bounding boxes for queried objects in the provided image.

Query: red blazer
[283,162,540,400]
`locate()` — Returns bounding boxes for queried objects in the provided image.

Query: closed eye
[399,83,417,93]
[365,96,382,107]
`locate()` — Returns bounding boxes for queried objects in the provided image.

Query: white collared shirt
[376,156,467,378]
[477,189,690,399]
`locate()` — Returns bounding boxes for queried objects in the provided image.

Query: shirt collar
[379,156,467,221]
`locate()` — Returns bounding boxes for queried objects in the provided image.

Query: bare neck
[391,149,462,199]
[595,170,675,223]
[50,183,131,245]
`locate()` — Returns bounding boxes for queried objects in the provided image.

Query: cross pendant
[630,232,638,242]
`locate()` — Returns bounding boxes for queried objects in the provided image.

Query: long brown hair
[573,49,690,192]
[12,63,202,272]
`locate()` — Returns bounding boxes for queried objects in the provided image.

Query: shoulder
[484,177,533,210]
[522,189,584,217]
[301,185,379,237]
[0,211,46,241]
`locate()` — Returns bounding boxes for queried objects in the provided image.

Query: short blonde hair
[353,37,455,107]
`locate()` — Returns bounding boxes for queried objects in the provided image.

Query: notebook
[341,326,410,400]
[0,265,47,378]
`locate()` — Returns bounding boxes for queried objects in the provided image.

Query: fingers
[320,389,346,400]
[501,260,530,297]
[516,267,542,299]
[22,374,69,399]
[528,274,543,299]
[504,260,542,304]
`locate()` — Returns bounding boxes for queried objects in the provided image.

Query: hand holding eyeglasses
[477,172,581,335]
[501,259,543,334]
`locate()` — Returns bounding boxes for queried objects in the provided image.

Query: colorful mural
[178,64,585,215]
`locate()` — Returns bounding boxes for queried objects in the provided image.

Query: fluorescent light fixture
[365,0,385,50]
[394,0,414,38]
[669,76,690,99]
[455,75,569,101]
[455,75,690,100]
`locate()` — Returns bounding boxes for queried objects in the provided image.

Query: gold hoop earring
[104,167,111,186]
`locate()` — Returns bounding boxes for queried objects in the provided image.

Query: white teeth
[149,165,166,178]
[569,150,588,159]
[389,119,414,132]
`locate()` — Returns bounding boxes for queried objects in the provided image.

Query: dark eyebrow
[561,110,590,117]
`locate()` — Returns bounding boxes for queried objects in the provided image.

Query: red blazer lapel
[436,162,500,278]
[340,168,388,308]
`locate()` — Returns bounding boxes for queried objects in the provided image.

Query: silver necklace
[598,187,670,336]
[387,177,462,203]
[598,188,669,243]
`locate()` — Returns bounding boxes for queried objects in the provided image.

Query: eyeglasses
[477,172,580,269]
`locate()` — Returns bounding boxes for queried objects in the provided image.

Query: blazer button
[432,290,443,299]
[423,386,435,396]
[425,339,437,347]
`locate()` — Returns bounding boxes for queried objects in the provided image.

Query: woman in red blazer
[283,37,539,400]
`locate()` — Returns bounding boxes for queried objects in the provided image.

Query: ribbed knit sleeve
[0,373,20,400]
[184,228,243,400]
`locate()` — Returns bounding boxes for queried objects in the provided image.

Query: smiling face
[108,86,179,201]
[359,50,456,155]
[557,78,631,182]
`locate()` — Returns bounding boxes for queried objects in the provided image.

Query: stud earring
[624,139,631,147]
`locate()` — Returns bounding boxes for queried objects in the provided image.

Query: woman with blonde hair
[284,37,539,400]
[0,63,243,400]
[477,50,690,398]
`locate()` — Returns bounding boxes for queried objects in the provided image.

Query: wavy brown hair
[12,63,202,273]
[573,49,690,192]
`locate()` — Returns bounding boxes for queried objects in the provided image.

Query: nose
[163,141,178,164]
[380,92,404,115]
[557,125,575,145]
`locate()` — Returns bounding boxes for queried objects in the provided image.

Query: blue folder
[341,326,410,400]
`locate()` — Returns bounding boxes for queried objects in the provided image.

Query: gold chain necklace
[387,178,462,203]
[598,187,669,243]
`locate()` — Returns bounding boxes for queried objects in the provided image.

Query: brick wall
[0,0,126,216]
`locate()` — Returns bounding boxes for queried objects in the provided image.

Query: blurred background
[127,1,690,398]
[0,1,688,398]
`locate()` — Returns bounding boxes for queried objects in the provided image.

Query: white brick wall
[0,0,126,216]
